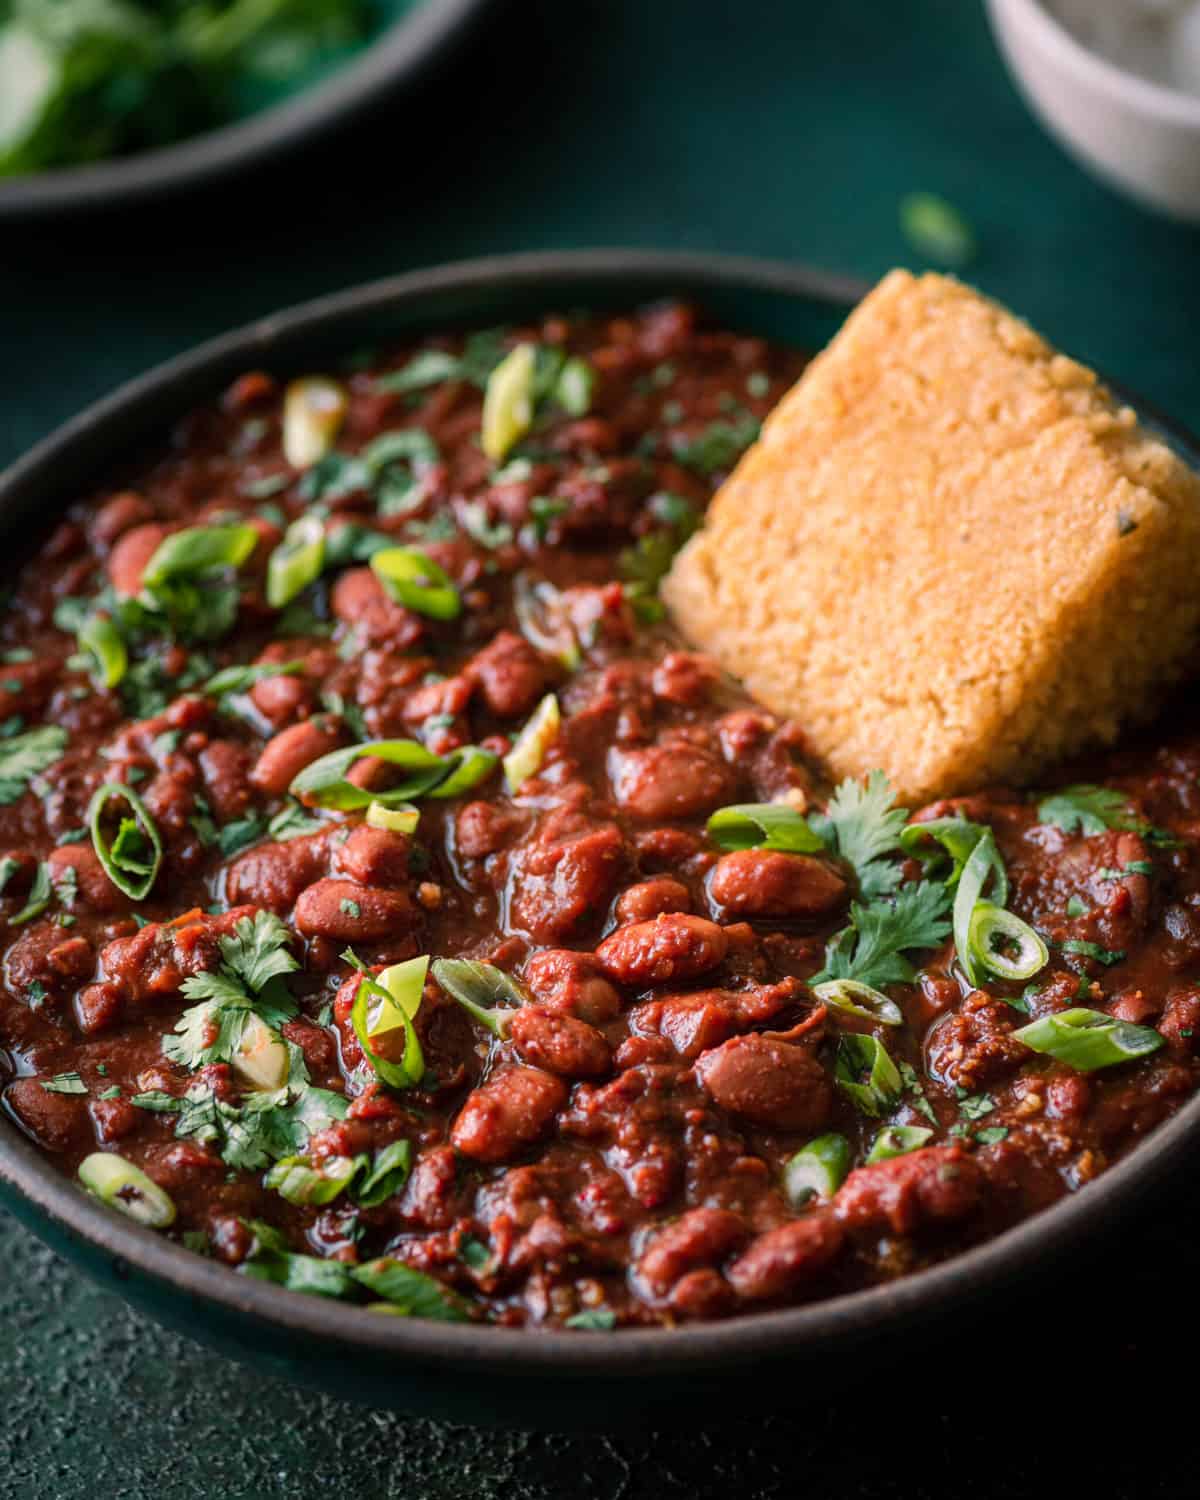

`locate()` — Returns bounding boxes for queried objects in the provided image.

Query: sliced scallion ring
[481,342,536,461]
[290,738,487,811]
[834,1034,902,1117]
[267,515,326,609]
[369,547,461,621]
[347,952,427,1089]
[88,781,163,901]
[426,745,498,800]
[811,977,903,1026]
[431,958,527,1038]
[11,862,52,926]
[1013,1007,1163,1072]
[366,801,420,834]
[555,356,595,417]
[513,573,582,671]
[140,523,259,590]
[502,693,561,793]
[78,1152,176,1228]
[782,1133,851,1206]
[283,376,348,469]
[76,612,127,689]
[264,1153,360,1207]
[967,901,1048,982]
[865,1125,934,1164]
[706,801,824,854]
[953,828,1008,986]
[350,1257,471,1321]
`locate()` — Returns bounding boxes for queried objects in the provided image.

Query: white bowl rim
[993,0,1200,124]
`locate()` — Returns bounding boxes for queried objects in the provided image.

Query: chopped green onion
[865,1125,934,1163]
[88,781,163,901]
[203,658,306,697]
[369,547,461,621]
[290,738,495,811]
[1013,1007,1162,1071]
[502,693,560,793]
[898,816,990,887]
[41,1071,88,1095]
[267,516,326,609]
[77,612,127,689]
[811,977,903,1026]
[348,953,427,1089]
[782,1133,851,1205]
[967,902,1048,982]
[555,357,595,416]
[834,1034,902,1117]
[564,1308,617,1331]
[706,801,824,854]
[366,801,420,834]
[899,192,976,266]
[11,862,51,926]
[241,1220,357,1299]
[353,1139,413,1208]
[140,524,259,589]
[282,376,348,469]
[953,828,1008,986]
[350,1258,471,1321]
[481,343,536,462]
[431,958,526,1038]
[78,1152,176,1228]
[375,349,463,394]
[513,574,582,671]
[265,1153,360,1207]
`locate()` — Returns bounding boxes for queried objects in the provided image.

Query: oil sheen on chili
[2,303,1198,1329]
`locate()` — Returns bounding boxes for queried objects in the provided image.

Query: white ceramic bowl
[987,0,1200,221]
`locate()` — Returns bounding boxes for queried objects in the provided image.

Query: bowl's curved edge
[0,0,494,220]
[2,246,1200,1399]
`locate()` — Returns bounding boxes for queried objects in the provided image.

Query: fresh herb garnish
[88,781,163,901]
[41,1071,87,1095]
[0,725,67,805]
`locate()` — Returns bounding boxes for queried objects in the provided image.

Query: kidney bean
[694,1033,831,1131]
[508,1007,611,1078]
[726,1214,845,1302]
[595,913,728,988]
[636,1207,746,1298]
[455,800,527,859]
[707,849,847,920]
[1160,989,1200,1056]
[522,949,622,1023]
[650,651,720,707]
[609,742,734,822]
[107,521,170,596]
[292,879,415,941]
[252,717,345,799]
[47,844,129,914]
[90,491,154,548]
[464,630,549,718]
[226,830,330,912]
[667,1268,736,1321]
[281,1017,337,1077]
[506,824,627,943]
[4,1077,90,1152]
[613,877,691,926]
[333,825,411,888]
[331,567,424,646]
[198,739,257,825]
[89,1094,140,1145]
[450,1067,567,1163]
[834,1145,982,1236]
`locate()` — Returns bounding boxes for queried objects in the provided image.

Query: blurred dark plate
[0,0,493,220]
[1,249,1198,1431]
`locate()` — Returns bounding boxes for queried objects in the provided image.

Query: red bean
[331,567,424,646]
[464,630,549,718]
[450,1067,567,1163]
[636,1207,746,1297]
[252,718,345,799]
[198,739,256,824]
[508,1007,611,1078]
[726,1214,845,1302]
[332,825,411,888]
[522,949,622,1023]
[707,849,847,920]
[4,1077,90,1152]
[613,877,691,926]
[292,879,414,941]
[694,1034,831,1130]
[226,830,330,912]
[108,522,170,596]
[595,913,728,987]
[46,844,129,914]
[609,742,734,822]
[506,824,627,943]
[834,1146,982,1236]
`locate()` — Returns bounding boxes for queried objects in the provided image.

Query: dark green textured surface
[4,1,1200,1494]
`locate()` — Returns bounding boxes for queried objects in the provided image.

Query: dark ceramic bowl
[0,0,493,220]
[1,250,1198,1430]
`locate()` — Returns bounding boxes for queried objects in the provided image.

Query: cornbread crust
[663,270,1200,805]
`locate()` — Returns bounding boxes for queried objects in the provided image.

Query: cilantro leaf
[1036,785,1137,837]
[0,725,67,805]
[816,881,951,988]
[812,770,908,898]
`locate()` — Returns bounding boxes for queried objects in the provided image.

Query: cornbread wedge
[663,269,1200,806]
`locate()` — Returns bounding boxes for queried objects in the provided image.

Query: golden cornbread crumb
[663,270,1200,805]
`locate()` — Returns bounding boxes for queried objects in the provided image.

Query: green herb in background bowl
[0,0,394,176]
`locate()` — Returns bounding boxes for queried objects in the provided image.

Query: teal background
[3,2,1200,1495]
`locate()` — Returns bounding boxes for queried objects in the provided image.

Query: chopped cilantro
[339,898,361,919]
[97,1086,121,1100]
[1060,939,1125,967]
[565,1308,617,1331]
[975,1126,1009,1146]
[816,880,951,989]
[1066,896,1088,918]
[670,415,759,474]
[811,770,908,898]
[0,726,67,805]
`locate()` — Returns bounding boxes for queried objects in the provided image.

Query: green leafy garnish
[40,1071,87,1095]
[811,771,907,897]
[0,725,67,805]
[815,881,951,988]
[706,801,824,855]
[88,781,163,901]
[1037,785,1139,837]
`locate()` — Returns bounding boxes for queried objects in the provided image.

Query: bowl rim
[3,245,1200,1378]
[0,0,493,220]
[989,0,1200,125]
